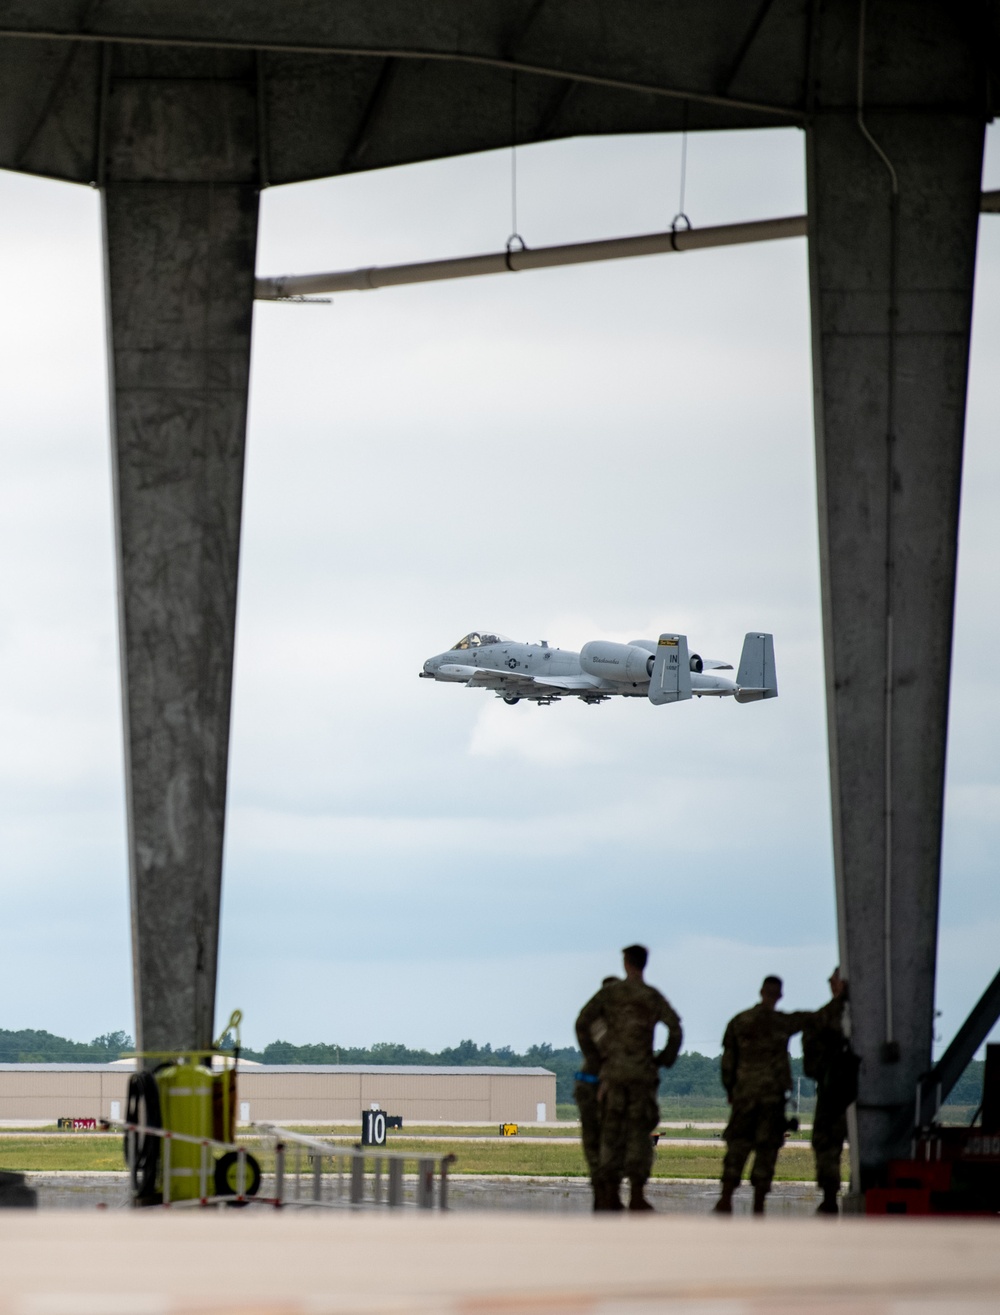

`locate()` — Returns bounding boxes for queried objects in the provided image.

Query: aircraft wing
[464,668,602,694]
[463,667,537,690]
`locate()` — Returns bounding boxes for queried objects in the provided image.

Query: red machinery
[867,1043,1000,1216]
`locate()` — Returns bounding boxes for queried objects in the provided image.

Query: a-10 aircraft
[420,631,777,706]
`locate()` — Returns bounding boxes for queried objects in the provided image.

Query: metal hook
[505,233,527,270]
[670,213,692,251]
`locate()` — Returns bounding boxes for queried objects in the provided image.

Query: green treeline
[0,1029,133,1063]
[0,1028,987,1109]
[245,1039,585,1101]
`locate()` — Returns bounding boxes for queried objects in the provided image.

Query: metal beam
[916,968,1000,1126]
[256,215,808,300]
[257,192,1000,300]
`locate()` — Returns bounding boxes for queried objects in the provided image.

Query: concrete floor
[1,1208,998,1315]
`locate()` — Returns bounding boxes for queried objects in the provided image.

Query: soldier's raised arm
[655,994,684,1069]
[784,988,847,1040]
[784,968,848,1038]
[780,1009,818,1038]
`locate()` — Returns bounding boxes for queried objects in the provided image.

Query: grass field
[285,1124,733,1141]
[0,1134,838,1182]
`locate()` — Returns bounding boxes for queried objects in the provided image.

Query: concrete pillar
[102,49,260,1053]
[806,3,984,1186]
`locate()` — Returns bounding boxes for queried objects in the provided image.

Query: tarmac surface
[0,1208,998,1315]
[25,1172,821,1215]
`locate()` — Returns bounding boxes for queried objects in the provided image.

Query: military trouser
[574,1079,601,1181]
[812,1091,847,1193]
[721,1099,787,1193]
[595,1078,660,1190]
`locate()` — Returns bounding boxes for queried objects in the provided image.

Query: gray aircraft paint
[421,631,777,707]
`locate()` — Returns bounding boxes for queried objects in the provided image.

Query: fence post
[439,1154,455,1211]
[199,1140,209,1205]
[313,1154,323,1202]
[275,1141,285,1208]
[350,1153,365,1205]
[374,1157,382,1205]
[388,1158,403,1207]
[127,1127,136,1202]
[417,1158,434,1209]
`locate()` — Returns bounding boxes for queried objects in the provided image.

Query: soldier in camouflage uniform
[802,968,855,1215]
[574,976,620,1193]
[714,974,844,1216]
[575,946,682,1212]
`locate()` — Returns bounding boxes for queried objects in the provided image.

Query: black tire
[503,696,520,706]
[123,1071,161,1201]
[214,1150,262,1204]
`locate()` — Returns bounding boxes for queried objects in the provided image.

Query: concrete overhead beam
[806,0,985,1190]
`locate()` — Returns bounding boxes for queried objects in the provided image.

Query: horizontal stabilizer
[735,633,777,702]
[648,634,693,706]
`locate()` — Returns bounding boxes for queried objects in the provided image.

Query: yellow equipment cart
[123,1010,261,1205]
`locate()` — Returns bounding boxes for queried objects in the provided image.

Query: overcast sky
[1,123,997,1058]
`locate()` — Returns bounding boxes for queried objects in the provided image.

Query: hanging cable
[506,70,526,266]
[856,0,900,1063]
[670,102,692,249]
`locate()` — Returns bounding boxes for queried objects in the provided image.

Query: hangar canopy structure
[1,1,997,1192]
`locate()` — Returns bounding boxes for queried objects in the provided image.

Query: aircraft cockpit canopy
[452,632,509,650]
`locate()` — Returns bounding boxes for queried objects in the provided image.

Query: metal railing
[116,1121,455,1210]
[118,1121,259,1208]
[254,1124,455,1210]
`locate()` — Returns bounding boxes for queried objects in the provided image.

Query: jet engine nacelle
[579,641,654,683]
[690,653,703,673]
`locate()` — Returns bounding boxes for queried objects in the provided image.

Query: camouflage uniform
[574,1006,612,1182]
[574,1065,602,1182]
[719,1002,816,1196]
[576,978,682,1199]
[801,997,853,1202]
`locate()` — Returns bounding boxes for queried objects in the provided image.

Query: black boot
[816,1185,839,1215]
[628,1178,655,1211]
[713,1183,735,1214]
[752,1185,767,1215]
[594,1179,624,1212]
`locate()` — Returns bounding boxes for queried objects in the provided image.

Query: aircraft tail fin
[735,632,778,703]
[648,634,693,705]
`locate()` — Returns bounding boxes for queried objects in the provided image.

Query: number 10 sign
[361,1110,387,1145]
